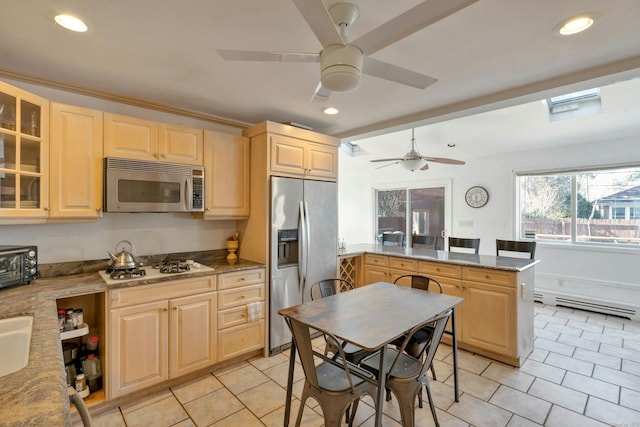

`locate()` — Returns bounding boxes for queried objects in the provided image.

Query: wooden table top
[278,282,463,351]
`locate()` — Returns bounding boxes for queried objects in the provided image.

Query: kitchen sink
[0,316,33,377]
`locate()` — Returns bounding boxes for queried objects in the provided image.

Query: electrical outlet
[458,220,474,227]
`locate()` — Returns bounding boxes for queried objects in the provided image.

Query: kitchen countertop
[0,257,264,427]
[338,243,539,272]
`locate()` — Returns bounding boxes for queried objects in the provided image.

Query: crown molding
[0,67,249,130]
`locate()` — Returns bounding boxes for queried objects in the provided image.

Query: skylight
[545,87,602,121]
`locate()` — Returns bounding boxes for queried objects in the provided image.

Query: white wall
[338,135,640,313]
[0,79,242,264]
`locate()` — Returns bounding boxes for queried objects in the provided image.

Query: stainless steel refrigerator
[269,177,337,354]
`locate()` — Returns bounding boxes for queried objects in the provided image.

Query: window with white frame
[517,165,640,246]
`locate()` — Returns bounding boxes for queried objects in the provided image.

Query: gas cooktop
[98,261,215,285]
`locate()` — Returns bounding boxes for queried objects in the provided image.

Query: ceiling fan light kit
[320,44,363,92]
[401,158,428,171]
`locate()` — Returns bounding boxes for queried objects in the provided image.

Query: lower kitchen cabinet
[109,300,169,398]
[216,268,266,361]
[169,292,217,378]
[107,276,216,399]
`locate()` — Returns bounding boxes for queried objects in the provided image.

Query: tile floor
[85,303,640,426]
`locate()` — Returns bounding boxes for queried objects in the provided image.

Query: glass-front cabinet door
[0,81,49,218]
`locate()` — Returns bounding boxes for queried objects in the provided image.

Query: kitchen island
[0,256,264,426]
[338,243,538,367]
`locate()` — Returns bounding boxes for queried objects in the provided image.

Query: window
[518,166,640,246]
[376,186,446,248]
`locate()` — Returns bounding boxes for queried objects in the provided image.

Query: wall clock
[465,186,489,208]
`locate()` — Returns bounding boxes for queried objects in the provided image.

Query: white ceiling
[1,0,640,145]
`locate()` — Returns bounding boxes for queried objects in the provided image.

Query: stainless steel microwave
[104,157,204,213]
[0,245,38,288]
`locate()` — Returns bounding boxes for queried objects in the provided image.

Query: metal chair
[310,279,371,365]
[360,310,452,427]
[411,234,438,249]
[284,315,377,427]
[390,275,442,404]
[496,239,536,259]
[448,237,480,254]
[382,231,404,246]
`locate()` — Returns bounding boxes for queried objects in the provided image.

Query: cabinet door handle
[161,153,167,158]
[153,152,158,158]
[96,208,101,213]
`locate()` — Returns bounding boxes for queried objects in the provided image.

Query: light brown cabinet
[104,113,203,165]
[361,253,533,366]
[243,121,339,182]
[108,275,216,398]
[0,80,50,219]
[203,130,250,219]
[269,134,338,179]
[216,268,266,361]
[50,103,103,219]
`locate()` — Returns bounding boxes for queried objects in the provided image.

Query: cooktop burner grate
[154,260,191,274]
[108,267,146,280]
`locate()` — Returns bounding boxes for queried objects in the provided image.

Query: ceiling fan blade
[217,49,319,62]
[291,0,344,48]
[423,156,466,165]
[370,158,404,163]
[420,163,430,171]
[376,161,400,169]
[363,57,437,89]
[310,82,331,102]
[352,0,480,56]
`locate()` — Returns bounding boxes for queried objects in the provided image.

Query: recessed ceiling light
[558,15,595,35]
[323,107,339,115]
[54,14,88,32]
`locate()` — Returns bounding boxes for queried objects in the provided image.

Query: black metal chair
[360,310,452,427]
[284,315,377,427]
[448,237,480,254]
[310,279,371,365]
[496,239,536,259]
[382,232,404,246]
[411,234,438,249]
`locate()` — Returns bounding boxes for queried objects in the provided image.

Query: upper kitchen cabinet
[0,81,49,219]
[104,113,203,165]
[203,130,250,219]
[243,121,339,181]
[50,103,103,219]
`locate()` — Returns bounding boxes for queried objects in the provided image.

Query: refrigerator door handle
[302,201,311,301]
[298,201,306,294]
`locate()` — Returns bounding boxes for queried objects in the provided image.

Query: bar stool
[448,237,480,254]
[496,239,536,259]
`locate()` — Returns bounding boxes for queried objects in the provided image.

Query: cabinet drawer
[217,321,265,361]
[217,284,265,310]
[388,257,417,272]
[463,267,516,287]
[218,304,265,329]
[418,261,461,279]
[217,268,265,290]
[365,254,389,267]
[109,275,216,308]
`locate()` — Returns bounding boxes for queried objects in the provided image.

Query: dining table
[278,281,464,427]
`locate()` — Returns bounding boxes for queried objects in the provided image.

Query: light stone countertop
[0,257,264,427]
[338,243,539,272]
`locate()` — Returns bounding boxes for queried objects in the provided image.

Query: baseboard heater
[534,289,638,320]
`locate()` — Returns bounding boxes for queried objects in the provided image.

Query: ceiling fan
[217,0,479,101]
[370,128,466,171]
